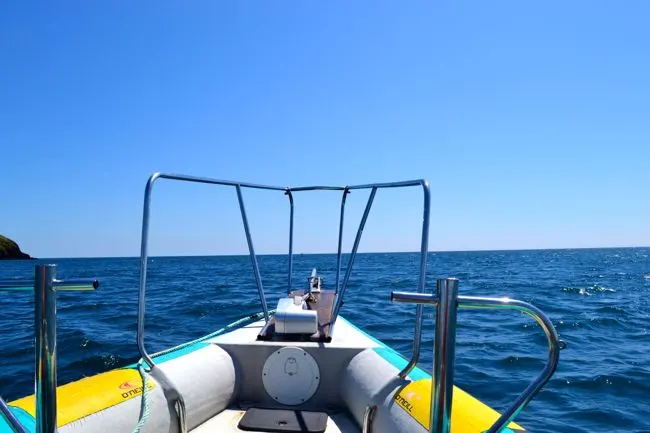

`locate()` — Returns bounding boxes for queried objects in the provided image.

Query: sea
[0,248,648,432]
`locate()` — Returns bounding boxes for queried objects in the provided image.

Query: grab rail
[0,264,98,433]
[137,173,432,430]
[138,172,430,340]
[391,278,564,433]
[329,180,431,376]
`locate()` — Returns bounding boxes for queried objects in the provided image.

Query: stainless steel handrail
[285,190,294,293]
[331,186,377,322]
[235,184,269,320]
[137,173,285,432]
[330,179,430,363]
[0,399,28,433]
[137,173,285,347]
[334,188,350,294]
[362,405,377,433]
[430,279,458,433]
[136,173,433,428]
[137,173,431,340]
[0,265,98,433]
[392,279,564,433]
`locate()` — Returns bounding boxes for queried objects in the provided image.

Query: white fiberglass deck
[207,316,381,349]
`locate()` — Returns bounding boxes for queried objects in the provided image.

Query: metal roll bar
[329,179,431,370]
[137,172,431,331]
[235,184,269,319]
[331,186,377,322]
[392,278,565,433]
[430,279,458,433]
[0,264,98,433]
[334,188,350,294]
[137,173,432,429]
[285,189,294,294]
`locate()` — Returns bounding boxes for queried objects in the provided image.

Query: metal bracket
[362,404,377,433]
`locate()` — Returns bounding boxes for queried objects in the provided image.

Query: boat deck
[193,408,359,433]
[208,316,381,349]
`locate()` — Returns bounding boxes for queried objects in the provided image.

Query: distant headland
[0,235,32,260]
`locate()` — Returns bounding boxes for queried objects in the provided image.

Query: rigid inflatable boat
[0,174,564,433]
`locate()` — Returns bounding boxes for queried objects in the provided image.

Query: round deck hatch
[262,346,320,405]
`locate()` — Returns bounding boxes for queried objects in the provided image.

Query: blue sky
[1,1,648,257]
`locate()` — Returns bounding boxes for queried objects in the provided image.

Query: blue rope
[131,360,151,433]
[131,310,274,433]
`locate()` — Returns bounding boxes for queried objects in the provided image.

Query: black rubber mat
[238,408,328,433]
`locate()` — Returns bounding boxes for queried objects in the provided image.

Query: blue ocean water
[0,249,648,432]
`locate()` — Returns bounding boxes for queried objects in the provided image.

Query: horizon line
[25,244,650,260]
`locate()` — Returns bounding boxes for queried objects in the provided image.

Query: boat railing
[0,264,99,433]
[392,278,565,433]
[137,172,431,365]
[137,173,431,431]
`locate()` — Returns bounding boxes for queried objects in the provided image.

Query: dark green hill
[0,235,32,260]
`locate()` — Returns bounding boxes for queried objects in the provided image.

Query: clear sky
[1,1,649,258]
